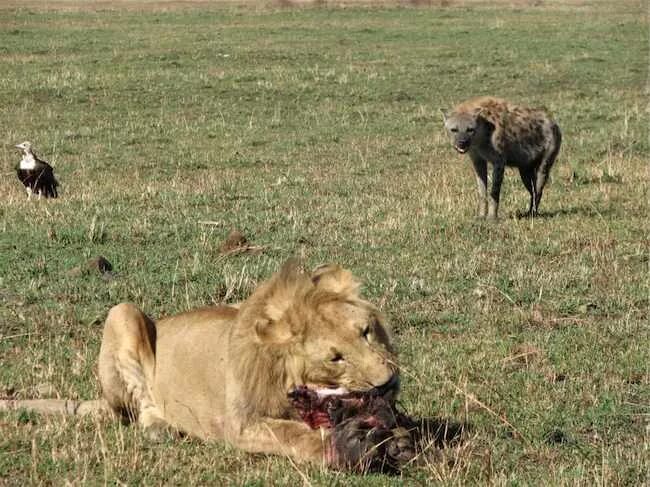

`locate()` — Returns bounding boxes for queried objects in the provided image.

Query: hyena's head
[440,109,480,154]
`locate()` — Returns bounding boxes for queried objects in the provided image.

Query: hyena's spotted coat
[442,97,562,219]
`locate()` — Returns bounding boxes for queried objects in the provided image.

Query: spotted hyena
[441,97,562,219]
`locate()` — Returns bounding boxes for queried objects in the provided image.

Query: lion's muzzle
[370,373,400,401]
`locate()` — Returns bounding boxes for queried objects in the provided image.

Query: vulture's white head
[15,141,33,155]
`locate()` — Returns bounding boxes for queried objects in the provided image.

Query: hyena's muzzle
[453,137,472,154]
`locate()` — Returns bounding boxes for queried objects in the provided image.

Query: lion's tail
[0,399,108,416]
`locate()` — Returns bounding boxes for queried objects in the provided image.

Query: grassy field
[0,0,648,484]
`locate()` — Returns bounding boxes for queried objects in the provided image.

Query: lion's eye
[362,326,370,340]
[331,353,344,363]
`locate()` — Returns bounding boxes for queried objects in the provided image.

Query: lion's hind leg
[99,303,166,434]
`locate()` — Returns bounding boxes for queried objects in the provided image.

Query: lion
[97,260,399,466]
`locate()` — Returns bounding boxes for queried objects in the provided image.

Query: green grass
[0,1,648,484]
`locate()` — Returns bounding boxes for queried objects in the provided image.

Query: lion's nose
[373,373,400,397]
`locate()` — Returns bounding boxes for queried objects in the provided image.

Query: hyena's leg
[470,154,488,218]
[518,167,537,216]
[533,159,559,215]
[98,303,166,432]
[488,160,506,220]
[533,124,562,214]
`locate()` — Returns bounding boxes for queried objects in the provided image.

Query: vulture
[15,141,59,199]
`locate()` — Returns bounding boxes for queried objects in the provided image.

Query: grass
[0,0,648,484]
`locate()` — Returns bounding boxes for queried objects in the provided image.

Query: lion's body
[103,306,235,439]
[442,96,561,218]
[98,262,398,464]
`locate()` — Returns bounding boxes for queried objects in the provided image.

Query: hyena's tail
[538,122,562,182]
[549,123,562,166]
[0,398,108,416]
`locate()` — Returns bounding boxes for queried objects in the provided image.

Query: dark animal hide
[288,386,467,473]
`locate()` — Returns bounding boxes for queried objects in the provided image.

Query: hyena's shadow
[514,206,617,220]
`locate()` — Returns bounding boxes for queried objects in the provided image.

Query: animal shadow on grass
[417,416,469,448]
[393,414,470,469]
[514,205,617,220]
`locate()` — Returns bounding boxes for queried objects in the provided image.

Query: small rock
[68,255,113,278]
[219,230,265,256]
[1,386,16,399]
[220,230,248,254]
[544,428,571,445]
[472,287,487,299]
[625,373,644,385]
[504,343,541,368]
[297,236,312,245]
[88,256,112,274]
[578,302,598,314]
[529,306,545,326]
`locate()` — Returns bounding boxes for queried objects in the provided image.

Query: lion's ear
[256,259,307,344]
[311,264,361,298]
[277,258,303,284]
[255,318,296,344]
[264,258,305,321]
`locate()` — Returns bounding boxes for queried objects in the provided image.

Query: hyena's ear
[474,106,498,126]
[439,108,448,123]
[311,264,361,298]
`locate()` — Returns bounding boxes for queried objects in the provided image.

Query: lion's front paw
[142,418,179,443]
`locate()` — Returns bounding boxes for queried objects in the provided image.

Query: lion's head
[231,260,398,419]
